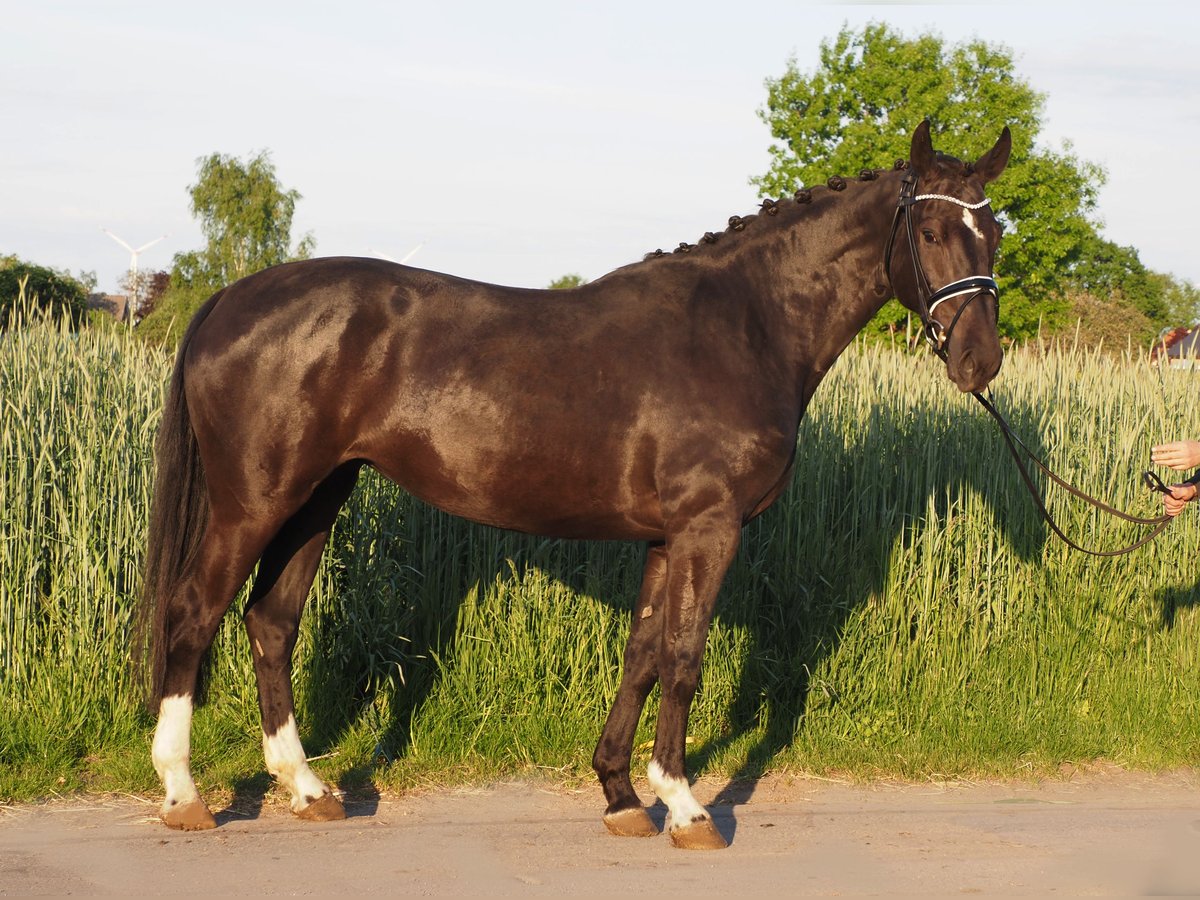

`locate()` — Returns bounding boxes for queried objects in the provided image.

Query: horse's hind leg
[243,463,360,820]
[593,542,666,838]
[152,514,280,830]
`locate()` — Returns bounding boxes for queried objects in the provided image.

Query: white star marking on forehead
[962,206,985,241]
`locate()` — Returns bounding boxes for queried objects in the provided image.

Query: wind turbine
[366,241,425,265]
[102,229,168,318]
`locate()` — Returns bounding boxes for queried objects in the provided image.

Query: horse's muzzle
[948,345,1003,393]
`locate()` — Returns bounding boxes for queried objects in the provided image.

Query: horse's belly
[365,429,665,541]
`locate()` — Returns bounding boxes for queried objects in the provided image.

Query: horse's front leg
[648,511,741,850]
[593,542,667,837]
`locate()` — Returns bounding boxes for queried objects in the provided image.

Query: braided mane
[638,160,909,265]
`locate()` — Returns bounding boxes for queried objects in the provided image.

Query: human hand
[1164,483,1199,517]
[1151,440,1200,471]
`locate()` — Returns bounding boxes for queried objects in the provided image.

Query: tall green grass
[3,310,1199,803]
[1,311,164,795]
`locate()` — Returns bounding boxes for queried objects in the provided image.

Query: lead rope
[972,389,1172,557]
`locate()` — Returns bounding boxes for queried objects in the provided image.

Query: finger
[1158,457,1192,471]
[1153,443,1199,469]
[1153,442,1187,457]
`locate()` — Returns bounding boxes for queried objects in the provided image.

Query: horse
[141,120,1010,849]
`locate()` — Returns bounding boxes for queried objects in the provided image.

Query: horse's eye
[922,229,937,244]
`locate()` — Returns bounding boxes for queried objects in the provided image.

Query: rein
[971,390,1171,557]
[884,172,1173,557]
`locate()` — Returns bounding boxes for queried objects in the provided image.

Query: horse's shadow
[215,772,271,825]
[287,387,1058,835]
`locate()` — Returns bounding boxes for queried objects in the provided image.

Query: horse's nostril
[958,352,978,378]
[950,348,996,393]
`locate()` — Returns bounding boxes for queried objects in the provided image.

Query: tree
[755,23,1104,341]
[0,256,90,330]
[1066,291,1152,355]
[547,274,587,290]
[1160,277,1200,328]
[129,270,171,323]
[177,150,315,291]
[140,151,314,345]
[1064,234,1167,336]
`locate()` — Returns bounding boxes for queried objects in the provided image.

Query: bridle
[883,170,1000,361]
[883,170,1172,557]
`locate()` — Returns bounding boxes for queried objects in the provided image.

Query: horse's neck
[730,173,900,389]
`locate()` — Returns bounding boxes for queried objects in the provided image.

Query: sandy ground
[4,769,1200,896]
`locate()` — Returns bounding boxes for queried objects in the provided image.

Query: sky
[3,1,1198,296]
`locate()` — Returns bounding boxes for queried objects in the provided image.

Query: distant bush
[135,282,211,347]
[0,258,89,330]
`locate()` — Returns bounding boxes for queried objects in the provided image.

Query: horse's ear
[974,126,1012,184]
[909,119,935,176]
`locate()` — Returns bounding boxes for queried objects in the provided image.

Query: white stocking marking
[263,714,332,812]
[152,694,200,812]
[647,759,710,829]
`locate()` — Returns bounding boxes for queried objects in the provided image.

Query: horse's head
[887,120,1011,393]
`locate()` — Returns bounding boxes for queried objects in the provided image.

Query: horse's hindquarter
[184,258,801,541]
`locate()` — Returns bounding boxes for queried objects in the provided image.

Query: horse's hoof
[669,817,728,850]
[603,806,659,838]
[161,799,217,831]
[296,792,346,822]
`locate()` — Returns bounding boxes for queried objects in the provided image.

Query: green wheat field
[3,310,1199,804]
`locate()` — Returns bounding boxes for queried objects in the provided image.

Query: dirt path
[4,769,1200,896]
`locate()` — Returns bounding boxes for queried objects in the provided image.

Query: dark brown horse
[142,121,1010,848]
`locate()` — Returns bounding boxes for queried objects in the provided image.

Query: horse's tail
[138,290,224,713]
